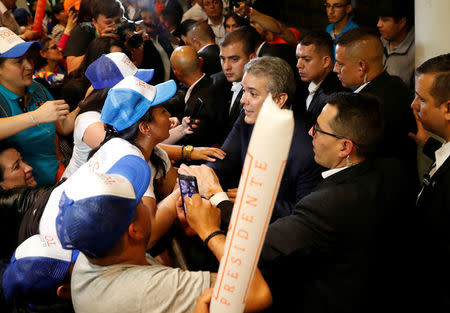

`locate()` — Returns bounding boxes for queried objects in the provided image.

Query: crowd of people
[0,0,449,312]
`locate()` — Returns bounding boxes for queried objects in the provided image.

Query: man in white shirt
[410,53,450,313]
[296,29,345,126]
[202,0,225,44]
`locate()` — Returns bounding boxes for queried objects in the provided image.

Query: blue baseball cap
[85,52,155,90]
[0,27,41,58]
[55,155,151,258]
[2,234,79,301]
[101,75,177,132]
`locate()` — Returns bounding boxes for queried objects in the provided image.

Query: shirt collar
[321,166,349,179]
[231,81,241,93]
[0,82,38,101]
[434,140,450,174]
[185,74,206,103]
[308,80,323,94]
[198,43,213,54]
[353,81,370,93]
[381,27,415,55]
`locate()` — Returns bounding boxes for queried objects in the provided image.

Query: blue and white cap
[2,234,79,301]
[101,75,176,132]
[85,52,154,90]
[0,27,41,58]
[56,155,151,258]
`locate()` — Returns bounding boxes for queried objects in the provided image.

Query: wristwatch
[184,145,194,161]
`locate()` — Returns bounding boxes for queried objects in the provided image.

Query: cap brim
[152,80,177,105]
[0,41,41,58]
[106,155,151,202]
[135,69,154,83]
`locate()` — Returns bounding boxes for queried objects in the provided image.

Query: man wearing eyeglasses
[258,91,416,312]
[324,0,358,45]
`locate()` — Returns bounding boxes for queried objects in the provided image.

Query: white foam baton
[210,95,294,313]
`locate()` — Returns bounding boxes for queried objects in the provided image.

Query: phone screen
[179,174,199,214]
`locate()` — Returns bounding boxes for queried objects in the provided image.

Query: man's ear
[323,55,331,69]
[39,50,46,58]
[338,139,354,157]
[128,221,145,240]
[273,92,288,107]
[57,284,71,300]
[442,100,450,121]
[249,52,257,60]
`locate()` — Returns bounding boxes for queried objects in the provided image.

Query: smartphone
[178,174,199,214]
[189,98,204,127]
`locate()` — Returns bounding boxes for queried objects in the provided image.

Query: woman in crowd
[0,27,78,186]
[224,12,249,33]
[34,37,66,85]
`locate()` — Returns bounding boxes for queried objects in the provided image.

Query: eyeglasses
[312,122,346,140]
[312,122,360,148]
[323,2,349,9]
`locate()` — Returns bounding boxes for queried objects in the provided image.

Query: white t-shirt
[72,253,210,313]
[39,138,162,242]
[63,111,101,179]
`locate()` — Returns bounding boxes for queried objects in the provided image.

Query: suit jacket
[416,152,450,312]
[178,75,227,147]
[259,157,416,313]
[208,112,323,218]
[141,34,174,85]
[198,44,222,76]
[306,71,347,127]
[360,71,418,185]
[210,71,241,138]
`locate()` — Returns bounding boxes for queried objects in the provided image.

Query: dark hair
[88,108,167,178]
[174,19,196,38]
[298,30,334,59]
[34,36,52,70]
[220,26,262,56]
[326,92,383,158]
[0,142,16,183]
[78,88,110,114]
[62,37,123,108]
[335,27,379,47]
[416,53,450,105]
[91,0,123,20]
[67,36,123,83]
[224,12,249,30]
[160,8,181,28]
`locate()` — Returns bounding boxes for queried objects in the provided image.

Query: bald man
[170,46,227,147]
[188,21,222,75]
[334,28,417,185]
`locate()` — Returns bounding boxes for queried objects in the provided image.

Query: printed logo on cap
[106,52,138,77]
[112,75,157,103]
[0,27,25,53]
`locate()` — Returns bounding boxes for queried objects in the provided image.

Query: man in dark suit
[296,30,347,127]
[188,21,222,76]
[208,56,323,219]
[334,28,417,184]
[409,54,450,313]
[182,92,415,312]
[140,7,174,84]
[212,27,259,137]
[170,46,226,147]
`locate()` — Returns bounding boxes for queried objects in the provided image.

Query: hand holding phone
[179,174,199,214]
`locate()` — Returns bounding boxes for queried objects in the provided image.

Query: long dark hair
[88,107,167,178]
[78,88,110,114]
